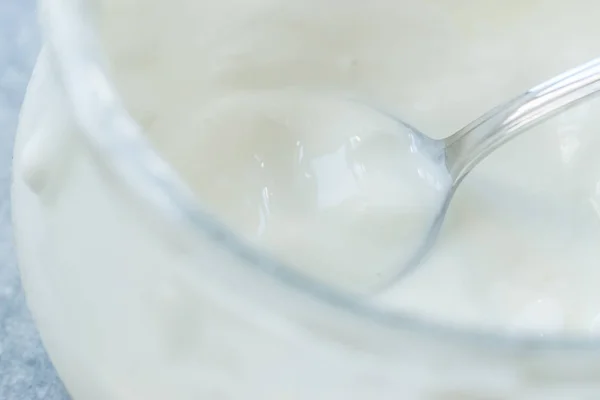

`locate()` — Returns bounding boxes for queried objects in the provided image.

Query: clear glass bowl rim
[37,0,600,351]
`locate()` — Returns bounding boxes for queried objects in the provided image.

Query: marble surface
[0,0,70,398]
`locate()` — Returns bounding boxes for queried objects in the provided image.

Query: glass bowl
[13,0,600,398]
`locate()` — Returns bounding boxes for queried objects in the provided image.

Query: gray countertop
[0,0,70,398]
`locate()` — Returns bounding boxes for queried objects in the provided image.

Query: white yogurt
[94,0,600,333]
[16,0,600,398]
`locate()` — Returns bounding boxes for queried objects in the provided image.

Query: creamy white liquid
[98,0,600,334]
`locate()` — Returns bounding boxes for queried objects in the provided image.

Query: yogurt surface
[96,0,600,333]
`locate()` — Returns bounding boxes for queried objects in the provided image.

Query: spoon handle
[444,57,600,184]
